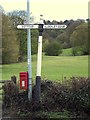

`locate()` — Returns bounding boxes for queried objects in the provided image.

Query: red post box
[20,72,28,90]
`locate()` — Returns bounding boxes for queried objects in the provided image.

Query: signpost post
[17,1,67,102]
[27,0,32,101]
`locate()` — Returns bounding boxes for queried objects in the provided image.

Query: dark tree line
[2,14,19,64]
[43,19,89,56]
[2,11,38,64]
[2,10,89,64]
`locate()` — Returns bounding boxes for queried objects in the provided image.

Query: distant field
[1,55,88,83]
[62,48,72,56]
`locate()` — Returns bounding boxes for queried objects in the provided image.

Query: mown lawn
[1,55,88,82]
[62,48,72,56]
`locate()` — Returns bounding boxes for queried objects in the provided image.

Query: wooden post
[11,76,17,84]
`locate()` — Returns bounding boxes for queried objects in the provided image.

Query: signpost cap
[39,14,44,24]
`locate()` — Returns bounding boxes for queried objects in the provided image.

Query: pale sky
[0,0,89,21]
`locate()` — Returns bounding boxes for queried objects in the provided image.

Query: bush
[2,77,90,118]
[72,47,84,56]
[45,41,62,56]
[2,81,19,108]
[66,77,90,114]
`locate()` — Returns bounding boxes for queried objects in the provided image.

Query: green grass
[62,48,72,56]
[45,110,71,118]
[28,110,71,119]
[1,55,88,82]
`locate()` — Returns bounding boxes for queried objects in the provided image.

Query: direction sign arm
[17,24,39,29]
[43,25,67,29]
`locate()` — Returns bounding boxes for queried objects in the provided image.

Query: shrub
[45,41,62,56]
[2,81,19,108]
[40,78,90,116]
[72,47,84,56]
[2,77,90,118]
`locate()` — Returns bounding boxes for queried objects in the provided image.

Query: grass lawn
[62,48,72,56]
[1,55,88,83]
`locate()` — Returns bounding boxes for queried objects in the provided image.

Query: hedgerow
[2,77,90,118]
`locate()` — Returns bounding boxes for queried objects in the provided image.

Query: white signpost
[17,24,67,29]
[17,0,67,101]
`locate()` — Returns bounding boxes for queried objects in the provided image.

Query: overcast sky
[0,0,89,21]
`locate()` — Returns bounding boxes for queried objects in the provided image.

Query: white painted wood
[17,24,67,29]
[17,24,38,29]
[36,36,42,76]
[43,24,67,29]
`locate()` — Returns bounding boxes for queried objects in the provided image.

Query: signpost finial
[40,14,44,24]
